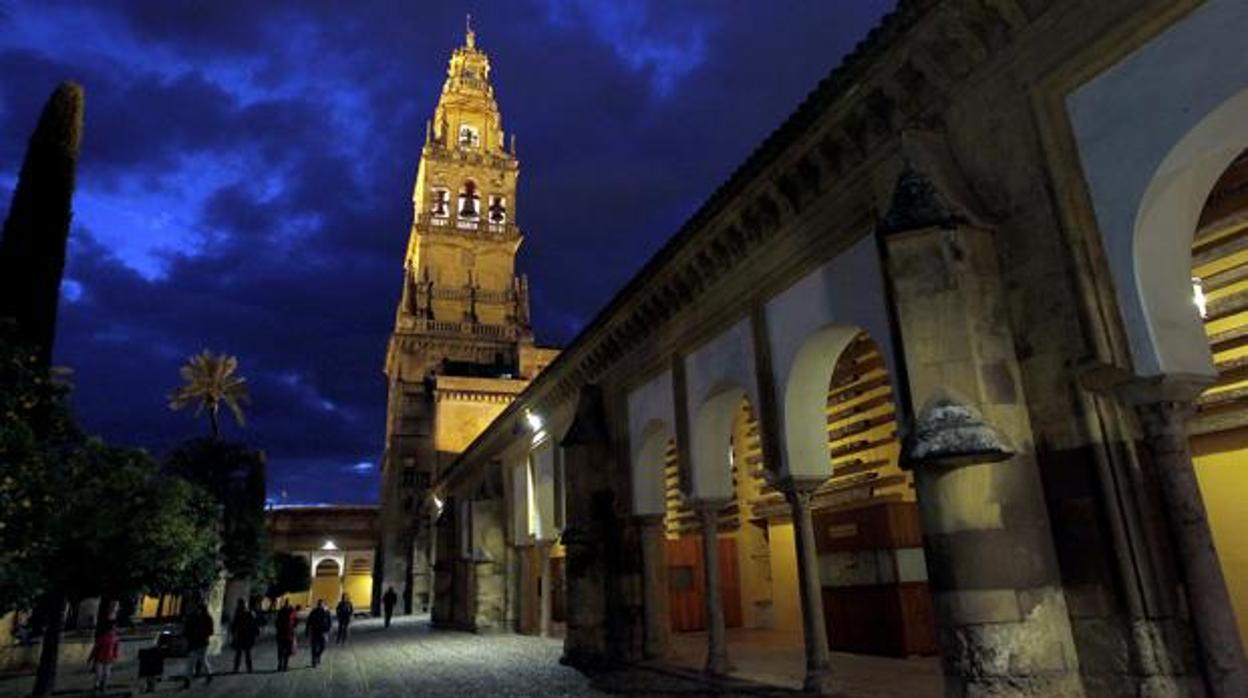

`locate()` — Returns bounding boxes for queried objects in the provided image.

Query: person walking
[274,600,297,672]
[306,600,332,667]
[87,620,121,693]
[182,602,214,688]
[334,594,354,645]
[382,586,398,629]
[229,598,259,673]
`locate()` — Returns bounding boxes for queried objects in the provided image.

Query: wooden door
[717,537,743,629]
[518,546,542,634]
[665,536,742,632]
[550,557,567,623]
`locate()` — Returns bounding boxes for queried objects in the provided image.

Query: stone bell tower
[378,20,555,615]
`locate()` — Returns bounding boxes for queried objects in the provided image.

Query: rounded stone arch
[690,383,748,502]
[782,323,865,482]
[632,418,674,516]
[1066,0,1248,377]
[313,557,342,577]
[310,553,344,577]
[1135,88,1248,377]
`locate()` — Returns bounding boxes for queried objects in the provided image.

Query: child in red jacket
[88,621,121,693]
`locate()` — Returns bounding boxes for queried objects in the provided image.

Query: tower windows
[430,187,450,219]
[458,124,480,149]
[458,181,480,219]
[488,195,507,224]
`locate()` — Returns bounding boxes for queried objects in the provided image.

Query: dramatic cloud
[0,0,894,504]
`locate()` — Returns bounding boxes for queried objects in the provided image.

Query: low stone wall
[0,631,163,675]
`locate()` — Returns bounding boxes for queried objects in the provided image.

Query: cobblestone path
[0,616,799,697]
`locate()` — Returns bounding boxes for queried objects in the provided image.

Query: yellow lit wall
[309,576,342,607]
[767,522,802,633]
[1191,429,1248,653]
[139,594,182,619]
[731,404,775,629]
[344,574,373,609]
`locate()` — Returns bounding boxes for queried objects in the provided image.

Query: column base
[803,667,836,695]
[705,652,734,677]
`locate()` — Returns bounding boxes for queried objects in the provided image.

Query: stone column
[637,514,671,659]
[882,206,1084,695]
[697,501,732,675]
[1121,376,1248,697]
[784,483,834,694]
[538,540,554,638]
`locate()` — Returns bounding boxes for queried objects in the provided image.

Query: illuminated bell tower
[379,21,538,615]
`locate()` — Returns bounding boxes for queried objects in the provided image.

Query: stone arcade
[422,2,1248,696]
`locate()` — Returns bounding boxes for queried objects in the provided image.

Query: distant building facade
[377,25,558,616]
[266,505,378,610]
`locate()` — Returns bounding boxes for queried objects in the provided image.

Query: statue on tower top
[465,14,475,49]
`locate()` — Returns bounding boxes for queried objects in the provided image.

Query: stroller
[137,630,185,693]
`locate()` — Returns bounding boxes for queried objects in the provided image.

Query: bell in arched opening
[458,181,480,219]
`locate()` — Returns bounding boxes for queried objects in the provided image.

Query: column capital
[1114,373,1214,442]
[1113,372,1213,407]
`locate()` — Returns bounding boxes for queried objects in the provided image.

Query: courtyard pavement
[665,628,943,697]
[0,616,801,697]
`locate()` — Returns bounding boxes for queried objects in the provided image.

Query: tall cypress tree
[0,81,83,368]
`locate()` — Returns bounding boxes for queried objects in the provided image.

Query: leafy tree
[29,440,221,696]
[168,350,250,439]
[165,438,268,577]
[0,331,79,615]
[0,82,83,368]
[265,552,311,605]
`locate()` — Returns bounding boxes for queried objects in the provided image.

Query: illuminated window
[1193,276,1208,319]
[458,124,480,149]
[430,188,450,218]
[488,195,507,224]
[458,181,480,219]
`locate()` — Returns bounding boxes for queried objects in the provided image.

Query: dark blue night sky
[0,1,893,504]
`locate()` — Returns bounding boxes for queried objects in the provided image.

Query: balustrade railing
[403,318,520,340]
[416,214,517,239]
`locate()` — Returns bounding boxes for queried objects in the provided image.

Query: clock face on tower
[459,124,480,149]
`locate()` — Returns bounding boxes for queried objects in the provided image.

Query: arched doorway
[310,558,343,607]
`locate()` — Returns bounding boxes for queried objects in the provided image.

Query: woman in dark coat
[230,599,259,673]
[274,600,298,672]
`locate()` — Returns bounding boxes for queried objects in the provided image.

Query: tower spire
[465,14,475,49]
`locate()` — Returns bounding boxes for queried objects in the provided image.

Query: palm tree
[169,350,250,439]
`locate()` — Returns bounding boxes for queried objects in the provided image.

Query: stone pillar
[75,598,99,630]
[637,514,671,659]
[205,572,227,654]
[696,501,732,675]
[1120,376,1248,697]
[471,499,507,631]
[882,208,1084,695]
[784,483,834,694]
[222,578,250,624]
[538,540,554,638]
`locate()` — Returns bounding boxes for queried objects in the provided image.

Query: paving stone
[0,616,798,697]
